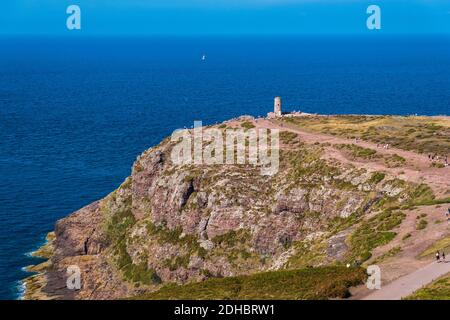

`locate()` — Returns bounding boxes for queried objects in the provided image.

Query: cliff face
[25,121,433,300]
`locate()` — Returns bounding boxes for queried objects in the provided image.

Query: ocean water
[0,36,449,299]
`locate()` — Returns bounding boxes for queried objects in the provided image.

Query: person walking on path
[442,252,446,262]
[436,251,441,262]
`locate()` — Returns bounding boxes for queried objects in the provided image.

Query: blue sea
[0,36,449,299]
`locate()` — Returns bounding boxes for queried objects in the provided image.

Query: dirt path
[362,261,450,300]
[254,118,449,197]
[349,205,450,299]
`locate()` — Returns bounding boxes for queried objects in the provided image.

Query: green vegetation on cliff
[131,266,366,300]
[406,274,450,300]
[347,210,405,263]
[419,236,450,259]
[335,144,379,160]
[104,181,161,286]
[280,115,450,155]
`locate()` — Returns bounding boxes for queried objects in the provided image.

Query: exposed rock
[199,240,214,251]
[327,229,353,262]
[24,122,422,300]
[54,201,108,258]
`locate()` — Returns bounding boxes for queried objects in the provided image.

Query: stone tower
[274,96,282,117]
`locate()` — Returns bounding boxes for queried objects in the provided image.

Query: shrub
[369,172,385,184]
[416,219,428,230]
[241,121,255,130]
[402,233,412,241]
[280,131,299,144]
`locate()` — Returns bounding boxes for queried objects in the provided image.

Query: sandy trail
[362,260,450,300]
[254,118,449,197]
[350,205,450,299]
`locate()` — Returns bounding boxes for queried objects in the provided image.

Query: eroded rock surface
[25,125,431,299]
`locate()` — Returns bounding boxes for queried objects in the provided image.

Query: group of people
[436,251,446,262]
[376,143,390,150]
[435,210,450,263]
[428,154,448,167]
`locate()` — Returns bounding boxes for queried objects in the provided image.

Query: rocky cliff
[24,117,439,300]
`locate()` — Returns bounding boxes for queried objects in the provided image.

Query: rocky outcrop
[54,202,106,257]
[24,124,427,300]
